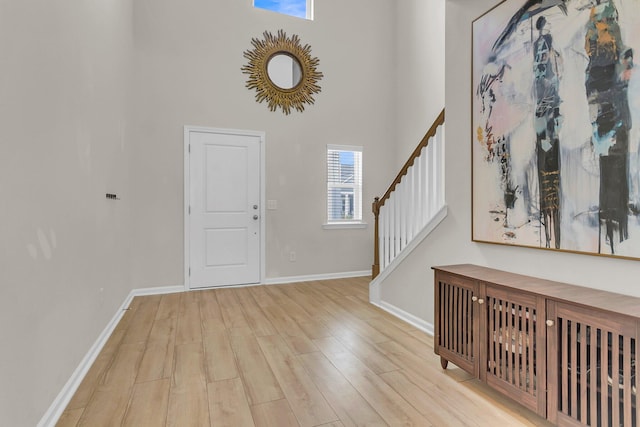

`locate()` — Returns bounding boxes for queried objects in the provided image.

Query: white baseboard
[370,299,434,336]
[369,279,381,304]
[132,285,185,296]
[263,270,371,285]
[38,285,184,427]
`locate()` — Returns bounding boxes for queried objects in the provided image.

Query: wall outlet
[289,251,296,262]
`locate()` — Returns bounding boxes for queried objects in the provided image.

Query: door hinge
[189,267,191,276]
[189,205,191,214]
[188,144,191,153]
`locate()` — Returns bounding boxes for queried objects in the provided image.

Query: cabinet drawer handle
[477,299,484,305]
[546,320,555,327]
[472,296,478,302]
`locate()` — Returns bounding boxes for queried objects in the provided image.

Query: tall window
[327,145,363,224]
[253,0,313,20]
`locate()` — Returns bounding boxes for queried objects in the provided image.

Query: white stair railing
[372,110,445,278]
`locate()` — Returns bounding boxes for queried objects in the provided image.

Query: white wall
[395,0,445,169]
[376,0,448,323]
[0,1,134,425]
[0,2,401,424]
[378,0,640,330]
[129,0,398,286]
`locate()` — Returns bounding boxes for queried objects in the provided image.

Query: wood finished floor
[56,277,552,427]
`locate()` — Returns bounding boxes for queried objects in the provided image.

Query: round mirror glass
[267,53,303,89]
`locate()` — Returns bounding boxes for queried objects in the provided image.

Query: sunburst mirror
[242,30,323,115]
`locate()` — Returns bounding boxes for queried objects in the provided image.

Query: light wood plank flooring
[57,277,552,426]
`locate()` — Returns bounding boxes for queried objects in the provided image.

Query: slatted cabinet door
[482,285,547,417]
[547,301,638,427]
[434,271,479,377]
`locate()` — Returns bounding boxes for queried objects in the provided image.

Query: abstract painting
[472,0,640,258]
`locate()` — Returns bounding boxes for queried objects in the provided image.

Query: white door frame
[184,126,266,290]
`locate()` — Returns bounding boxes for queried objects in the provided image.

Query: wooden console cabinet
[434,264,639,426]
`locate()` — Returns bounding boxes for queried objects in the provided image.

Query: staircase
[370,109,446,308]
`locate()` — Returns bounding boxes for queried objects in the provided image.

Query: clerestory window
[253,0,313,20]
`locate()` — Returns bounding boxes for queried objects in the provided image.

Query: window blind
[327,145,363,222]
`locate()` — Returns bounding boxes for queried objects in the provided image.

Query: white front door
[187,129,262,288]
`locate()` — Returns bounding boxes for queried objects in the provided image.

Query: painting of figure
[472,0,640,259]
[533,14,563,248]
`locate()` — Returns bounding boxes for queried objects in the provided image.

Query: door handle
[253,215,259,220]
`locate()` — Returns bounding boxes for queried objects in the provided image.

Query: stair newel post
[372,197,381,279]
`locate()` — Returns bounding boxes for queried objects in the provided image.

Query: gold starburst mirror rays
[242,30,323,115]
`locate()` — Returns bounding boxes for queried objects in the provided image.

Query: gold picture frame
[242,30,323,115]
